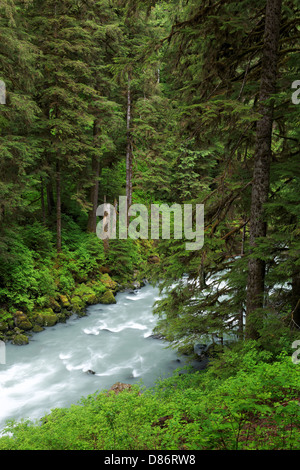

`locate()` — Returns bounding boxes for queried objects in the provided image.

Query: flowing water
[0,284,188,432]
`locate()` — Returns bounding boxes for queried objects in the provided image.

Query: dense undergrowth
[0,218,157,344]
[0,342,299,450]
[0,218,150,312]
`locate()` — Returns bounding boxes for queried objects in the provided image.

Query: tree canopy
[0,0,299,450]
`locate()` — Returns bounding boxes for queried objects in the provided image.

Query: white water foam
[0,284,183,432]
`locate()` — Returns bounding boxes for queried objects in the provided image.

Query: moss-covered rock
[12,334,29,345]
[18,319,33,331]
[70,295,85,315]
[13,310,26,325]
[32,325,44,333]
[5,330,14,337]
[49,298,62,313]
[58,294,71,310]
[43,313,58,327]
[0,321,9,332]
[99,289,116,304]
[100,274,117,292]
[72,284,98,305]
[32,308,58,327]
[13,311,33,330]
[56,312,67,323]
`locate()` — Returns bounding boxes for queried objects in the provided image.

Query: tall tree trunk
[87,155,101,233]
[291,268,300,329]
[87,120,101,233]
[245,0,282,340]
[238,220,247,340]
[126,74,133,216]
[56,162,62,253]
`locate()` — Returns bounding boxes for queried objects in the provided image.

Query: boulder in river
[32,308,58,327]
[100,289,116,304]
[70,295,86,315]
[12,333,29,345]
[194,343,209,357]
[149,333,165,340]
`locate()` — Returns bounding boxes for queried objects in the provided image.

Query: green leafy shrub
[21,221,54,257]
[0,230,55,311]
[1,346,299,450]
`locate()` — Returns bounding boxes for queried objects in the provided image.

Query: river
[0,283,191,432]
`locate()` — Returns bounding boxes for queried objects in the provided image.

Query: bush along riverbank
[0,221,159,346]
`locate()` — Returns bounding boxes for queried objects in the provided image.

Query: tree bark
[87,120,101,233]
[291,269,300,329]
[245,0,282,340]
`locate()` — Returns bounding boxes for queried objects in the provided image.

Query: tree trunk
[291,269,300,329]
[238,220,247,340]
[245,0,282,340]
[103,195,109,253]
[87,120,101,233]
[126,74,133,216]
[56,162,62,253]
[87,155,101,233]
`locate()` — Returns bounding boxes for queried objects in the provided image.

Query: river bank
[0,272,124,346]
[0,283,191,432]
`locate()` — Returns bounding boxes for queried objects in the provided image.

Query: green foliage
[0,218,107,309]
[1,345,299,450]
[0,0,299,452]
[106,238,144,281]
[0,227,55,311]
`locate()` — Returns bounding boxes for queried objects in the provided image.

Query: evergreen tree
[26,0,121,248]
[151,0,300,353]
[245,0,283,340]
[0,0,41,226]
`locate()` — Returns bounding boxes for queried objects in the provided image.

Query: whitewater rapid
[0,284,183,432]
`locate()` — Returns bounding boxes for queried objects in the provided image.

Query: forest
[0,0,300,452]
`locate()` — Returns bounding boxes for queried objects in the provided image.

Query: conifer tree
[0,0,41,226]
[27,0,121,248]
[245,0,283,340]
[150,0,300,352]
